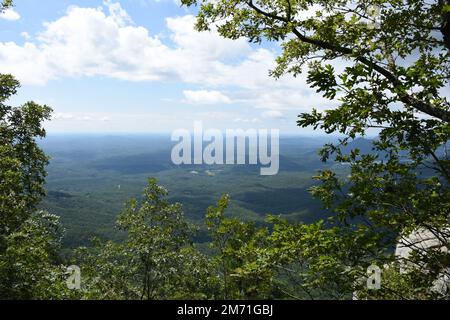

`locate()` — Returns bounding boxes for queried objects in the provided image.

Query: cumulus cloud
[0,8,20,21]
[52,113,93,121]
[52,113,75,120]
[0,3,173,84]
[0,2,254,86]
[183,90,232,105]
[52,112,114,122]
[0,2,269,85]
[103,0,132,26]
[0,1,333,113]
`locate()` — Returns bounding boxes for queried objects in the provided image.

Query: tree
[0,211,73,299]
[205,195,277,299]
[182,0,450,298]
[78,178,219,299]
[0,74,52,251]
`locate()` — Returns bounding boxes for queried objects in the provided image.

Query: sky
[0,0,337,134]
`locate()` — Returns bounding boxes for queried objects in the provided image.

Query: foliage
[0,74,70,299]
[181,0,450,298]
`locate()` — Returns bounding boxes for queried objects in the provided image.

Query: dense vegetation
[1,0,449,299]
[39,134,337,247]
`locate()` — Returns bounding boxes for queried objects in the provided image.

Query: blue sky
[0,0,334,134]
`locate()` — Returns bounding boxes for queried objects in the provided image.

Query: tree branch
[246,1,450,122]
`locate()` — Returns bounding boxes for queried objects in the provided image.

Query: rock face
[395,228,449,295]
[354,228,449,299]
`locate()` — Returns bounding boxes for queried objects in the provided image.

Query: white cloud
[0,2,271,88]
[183,90,232,105]
[250,88,335,111]
[0,3,254,86]
[53,112,102,122]
[262,110,284,119]
[166,15,249,60]
[233,117,260,123]
[0,1,336,115]
[0,8,20,21]
[139,0,183,6]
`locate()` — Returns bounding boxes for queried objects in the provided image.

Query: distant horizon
[42,131,364,138]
